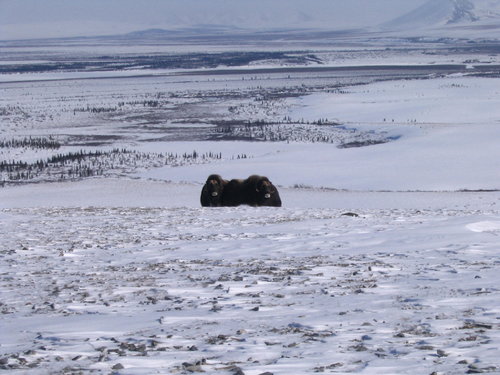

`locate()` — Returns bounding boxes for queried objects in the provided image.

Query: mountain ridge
[117,0,500,41]
[3,0,500,42]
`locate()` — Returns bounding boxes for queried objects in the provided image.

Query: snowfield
[1,191,499,375]
[1,29,500,375]
[139,75,500,192]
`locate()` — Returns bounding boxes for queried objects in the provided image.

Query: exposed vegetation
[1,149,223,185]
[210,118,390,146]
[0,136,61,150]
[0,51,322,74]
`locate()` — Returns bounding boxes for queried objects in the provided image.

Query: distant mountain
[122,0,500,42]
[381,0,456,31]
[380,0,500,38]
[3,0,500,42]
[448,0,478,23]
[0,0,427,41]
[126,26,245,38]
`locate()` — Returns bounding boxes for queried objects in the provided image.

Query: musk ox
[200,174,228,207]
[222,175,282,207]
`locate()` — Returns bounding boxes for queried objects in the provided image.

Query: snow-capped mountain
[382,0,470,30]
[2,0,500,41]
[380,0,500,38]
[448,0,478,23]
[0,0,421,40]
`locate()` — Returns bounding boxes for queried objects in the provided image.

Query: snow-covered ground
[140,75,500,191]
[1,37,500,374]
[1,184,499,374]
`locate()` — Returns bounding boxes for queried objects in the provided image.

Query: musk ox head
[201,174,227,207]
[254,176,281,206]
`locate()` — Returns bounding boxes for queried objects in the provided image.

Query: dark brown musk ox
[222,175,282,207]
[200,174,228,207]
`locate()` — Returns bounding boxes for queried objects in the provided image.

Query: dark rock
[232,366,245,375]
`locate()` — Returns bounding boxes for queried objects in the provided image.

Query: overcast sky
[0,0,430,40]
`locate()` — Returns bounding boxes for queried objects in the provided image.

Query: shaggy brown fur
[200,174,228,207]
[222,175,282,207]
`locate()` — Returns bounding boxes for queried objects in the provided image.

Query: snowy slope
[2,72,498,374]
[2,13,500,374]
[1,195,499,374]
[138,75,500,192]
[380,0,500,38]
[381,0,456,31]
[388,0,500,27]
[472,0,500,19]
